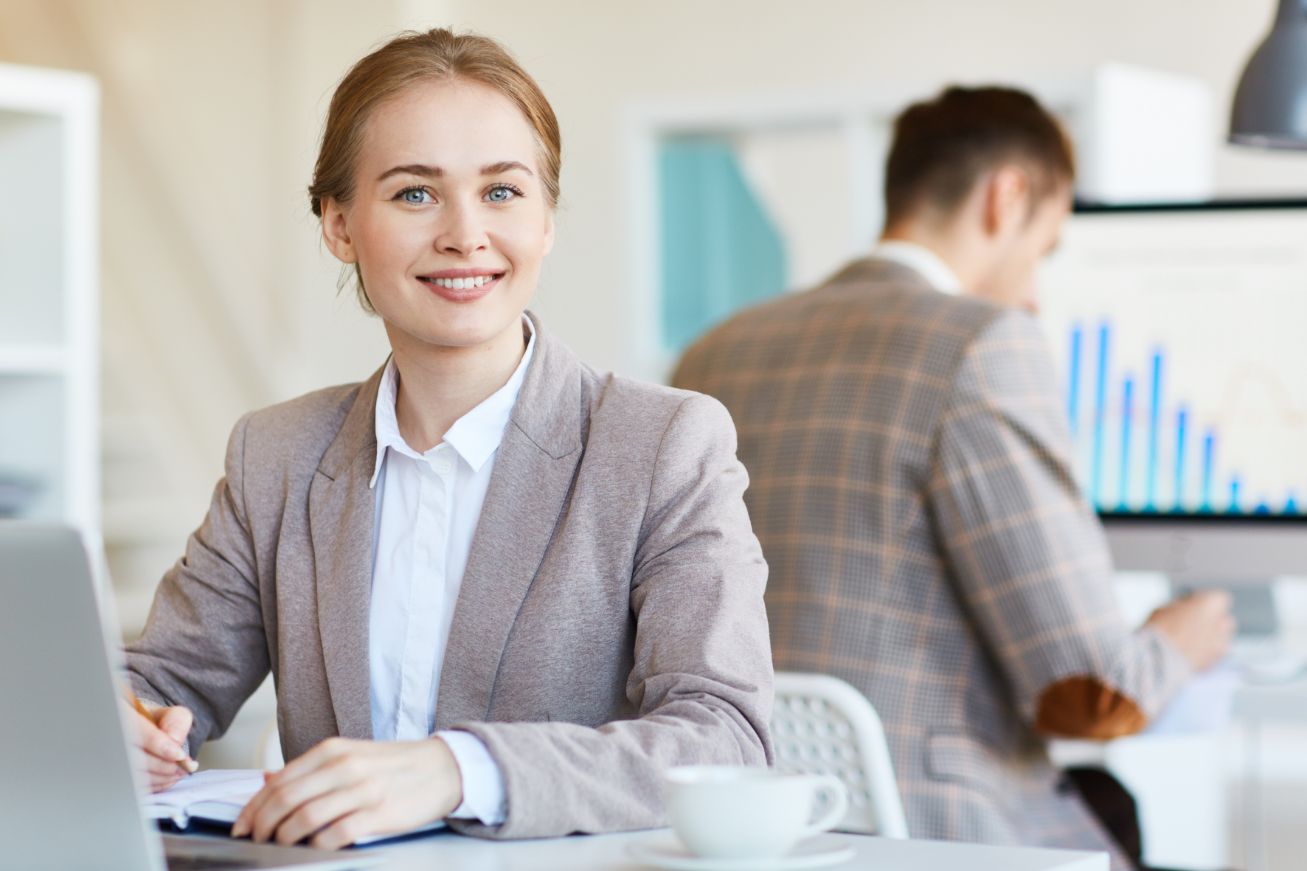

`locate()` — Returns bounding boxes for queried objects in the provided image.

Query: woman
[124,28,772,848]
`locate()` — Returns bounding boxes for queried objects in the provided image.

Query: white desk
[1233,675,1307,721]
[1232,677,1307,871]
[233,829,1108,870]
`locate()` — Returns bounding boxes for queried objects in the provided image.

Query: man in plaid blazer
[674,87,1233,870]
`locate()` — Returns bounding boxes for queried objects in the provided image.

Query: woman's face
[322,78,554,353]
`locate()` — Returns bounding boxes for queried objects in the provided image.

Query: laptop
[0,523,370,871]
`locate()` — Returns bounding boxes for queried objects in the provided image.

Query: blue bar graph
[1201,432,1215,512]
[1066,321,1301,517]
[1090,323,1110,506]
[1146,351,1163,511]
[1118,377,1133,511]
[1068,324,1082,437]
[1174,408,1188,510]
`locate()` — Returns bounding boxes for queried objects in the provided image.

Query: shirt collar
[370,317,536,487]
[870,240,963,295]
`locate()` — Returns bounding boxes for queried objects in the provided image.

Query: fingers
[1188,588,1234,614]
[150,769,186,793]
[230,737,457,849]
[1147,589,1238,671]
[127,704,188,764]
[157,706,194,746]
[233,738,362,842]
[151,706,198,772]
[311,808,387,851]
[124,701,199,781]
[144,753,190,779]
[135,733,188,792]
[272,782,381,847]
[1216,611,1238,644]
[1188,590,1237,644]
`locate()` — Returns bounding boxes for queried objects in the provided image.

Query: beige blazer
[125,314,773,839]
[674,258,1190,870]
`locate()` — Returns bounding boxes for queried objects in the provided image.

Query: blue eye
[397,187,431,204]
[486,185,521,203]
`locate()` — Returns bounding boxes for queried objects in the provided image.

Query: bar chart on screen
[1039,204,1307,518]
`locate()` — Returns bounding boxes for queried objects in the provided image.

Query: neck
[387,318,527,454]
[880,217,985,294]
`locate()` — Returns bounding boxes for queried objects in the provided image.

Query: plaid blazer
[674,257,1191,868]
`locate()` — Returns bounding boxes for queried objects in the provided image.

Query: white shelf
[0,345,66,374]
[0,62,99,547]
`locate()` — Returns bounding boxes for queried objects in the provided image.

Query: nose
[434,200,488,256]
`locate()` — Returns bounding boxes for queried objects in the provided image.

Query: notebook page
[142,769,263,825]
[142,768,447,843]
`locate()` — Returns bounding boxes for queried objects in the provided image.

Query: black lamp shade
[1230,0,1307,148]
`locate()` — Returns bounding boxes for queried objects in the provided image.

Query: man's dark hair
[883,85,1075,228]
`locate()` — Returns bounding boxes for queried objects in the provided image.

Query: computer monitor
[1038,200,1307,609]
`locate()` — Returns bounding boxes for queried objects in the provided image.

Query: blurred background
[5,0,1307,621]
[5,1,1307,868]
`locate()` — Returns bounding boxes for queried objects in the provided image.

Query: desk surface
[1234,676,1307,720]
[318,829,1107,871]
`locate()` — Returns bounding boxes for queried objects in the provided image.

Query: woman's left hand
[230,735,463,849]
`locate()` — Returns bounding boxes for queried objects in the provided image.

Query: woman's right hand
[123,696,198,792]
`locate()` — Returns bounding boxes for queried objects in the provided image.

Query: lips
[417,271,503,302]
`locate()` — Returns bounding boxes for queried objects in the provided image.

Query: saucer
[626,833,856,870]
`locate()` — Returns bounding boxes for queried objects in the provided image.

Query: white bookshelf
[0,63,100,548]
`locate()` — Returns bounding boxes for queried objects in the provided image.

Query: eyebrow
[376,161,534,182]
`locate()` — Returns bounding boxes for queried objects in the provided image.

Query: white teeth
[429,275,495,289]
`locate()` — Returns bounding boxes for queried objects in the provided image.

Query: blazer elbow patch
[1034,675,1147,740]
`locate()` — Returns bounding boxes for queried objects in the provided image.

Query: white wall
[5,0,1303,507]
[432,0,1307,382]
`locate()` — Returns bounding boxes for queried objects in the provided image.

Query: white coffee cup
[663,765,848,860]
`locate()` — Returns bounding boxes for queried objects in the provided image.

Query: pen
[127,689,199,774]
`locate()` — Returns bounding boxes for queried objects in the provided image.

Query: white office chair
[770,672,909,838]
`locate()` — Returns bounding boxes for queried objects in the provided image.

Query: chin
[380,293,528,352]
[420,315,522,351]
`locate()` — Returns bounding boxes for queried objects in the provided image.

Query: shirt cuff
[437,729,507,826]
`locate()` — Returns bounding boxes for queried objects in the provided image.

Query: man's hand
[1145,589,1236,672]
[123,697,196,792]
[230,736,463,849]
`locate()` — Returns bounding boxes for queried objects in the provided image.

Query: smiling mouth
[418,273,503,290]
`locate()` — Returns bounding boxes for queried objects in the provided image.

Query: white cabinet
[0,63,99,546]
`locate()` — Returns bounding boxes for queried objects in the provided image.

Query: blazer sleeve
[448,393,774,839]
[927,309,1192,740]
[123,412,270,752]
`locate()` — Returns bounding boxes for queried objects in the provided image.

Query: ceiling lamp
[1230,0,1307,148]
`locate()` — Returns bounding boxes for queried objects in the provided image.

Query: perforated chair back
[770,672,908,838]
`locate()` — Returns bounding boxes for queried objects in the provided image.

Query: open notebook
[143,769,446,846]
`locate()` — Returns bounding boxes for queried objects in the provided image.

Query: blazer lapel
[436,314,583,727]
[308,366,384,740]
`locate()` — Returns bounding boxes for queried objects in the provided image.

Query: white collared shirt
[367,318,535,826]
[870,240,964,295]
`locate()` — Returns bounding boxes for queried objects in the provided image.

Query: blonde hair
[309,28,562,309]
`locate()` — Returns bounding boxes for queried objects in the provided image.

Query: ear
[320,197,357,264]
[541,208,556,257]
[982,166,1031,239]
